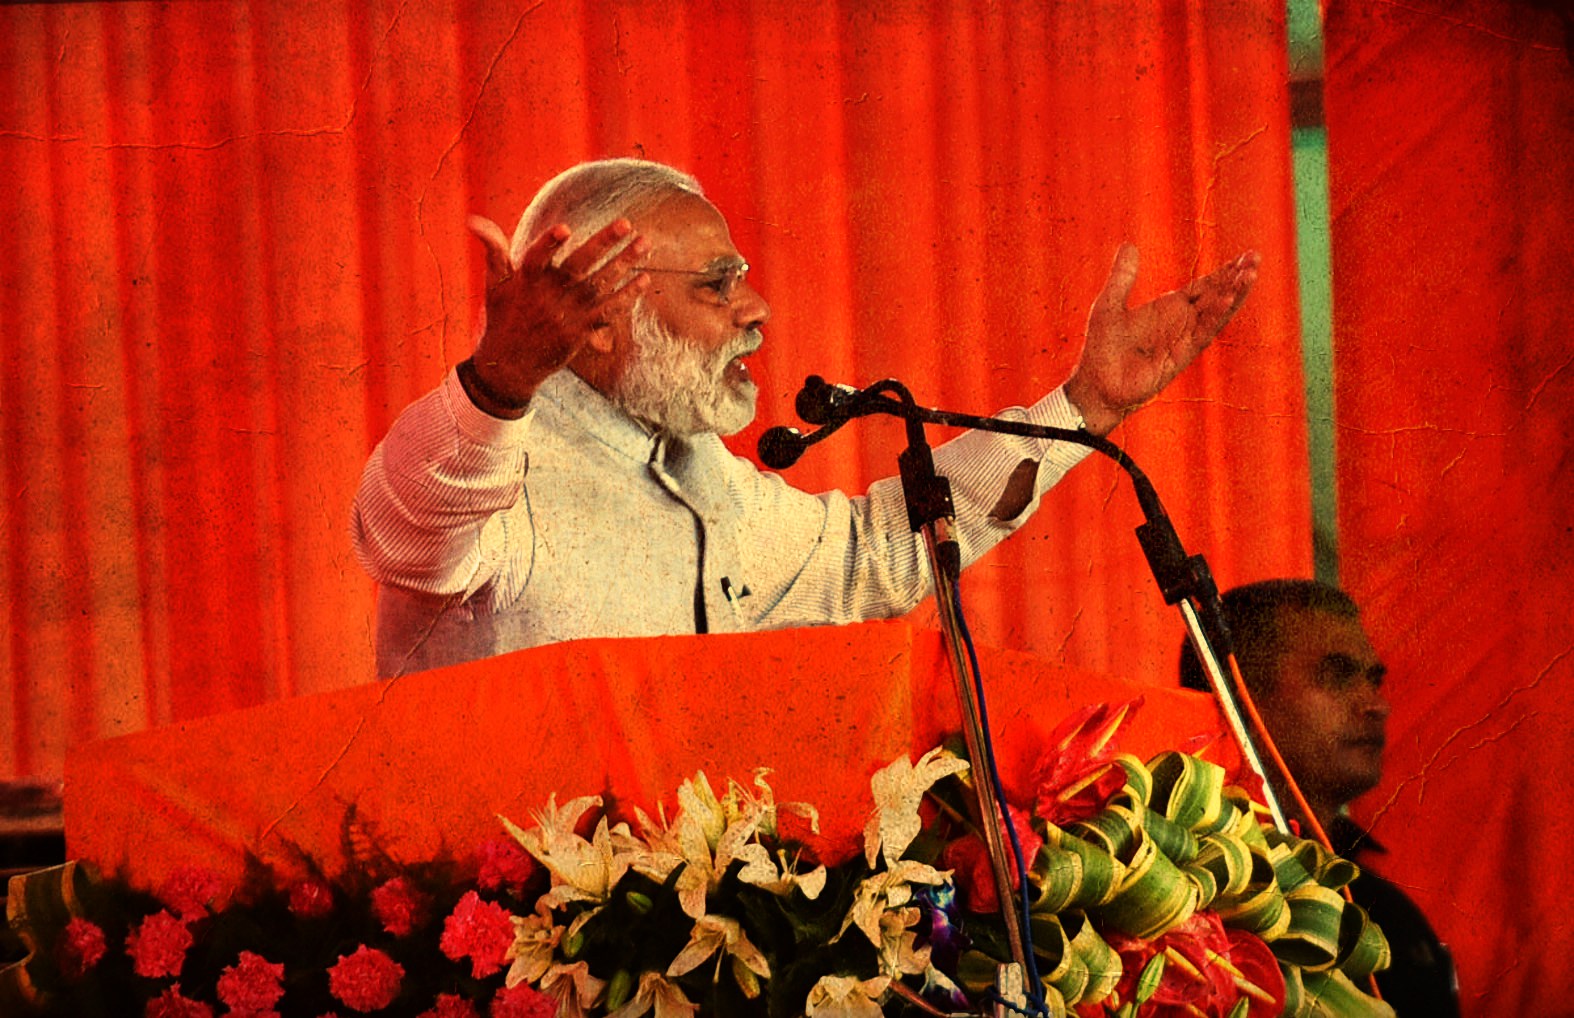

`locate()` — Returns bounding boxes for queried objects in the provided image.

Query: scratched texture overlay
[0,1,1568,1013]
[1325,1,1574,1013]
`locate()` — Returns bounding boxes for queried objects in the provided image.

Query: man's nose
[732,279,769,332]
[1361,681,1392,720]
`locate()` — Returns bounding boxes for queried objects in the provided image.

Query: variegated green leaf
[1148,751,1227,833]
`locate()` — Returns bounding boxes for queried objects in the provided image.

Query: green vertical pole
[1288,0,1340,584]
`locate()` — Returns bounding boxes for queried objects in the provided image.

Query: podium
[65,621,1239,889]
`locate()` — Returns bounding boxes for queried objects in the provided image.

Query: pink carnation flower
[55,917,106,979]
[439,891,515,979]
[328,944,405,1013]
[145,983,215,1018]
[217,950,286,1013]
[126,909,193,979]
[489,985,556,1018]
[475,837,536,894]
[370,876,428,937]
[288,878,336,919]
[419,993,481,1018]
[157,866,226,920]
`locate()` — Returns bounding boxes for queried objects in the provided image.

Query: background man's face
[1257,607,1391,812]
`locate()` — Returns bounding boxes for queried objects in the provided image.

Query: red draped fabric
[1325,1,1574,1012]
[0,0,1307,781]
[64,622,1244,891]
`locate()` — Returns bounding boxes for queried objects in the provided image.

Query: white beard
[611,303,761,436]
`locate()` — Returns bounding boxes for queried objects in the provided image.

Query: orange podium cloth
[65,621,1239,889]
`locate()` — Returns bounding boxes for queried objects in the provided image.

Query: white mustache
[720,329,764,362]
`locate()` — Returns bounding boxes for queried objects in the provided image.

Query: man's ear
[586,312,629,355]
[568,313,634,397]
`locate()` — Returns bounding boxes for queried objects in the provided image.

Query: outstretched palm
[1066,244,1259,436]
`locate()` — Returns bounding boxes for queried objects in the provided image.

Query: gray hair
[510,158,704,265]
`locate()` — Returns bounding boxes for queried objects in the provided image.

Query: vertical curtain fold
[1,1,1305,798]
[1325,1,1574,1011]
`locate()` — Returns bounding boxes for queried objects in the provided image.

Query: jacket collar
[534,369,662,466]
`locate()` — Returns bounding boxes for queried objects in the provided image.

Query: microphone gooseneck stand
[759,377,1297,1013]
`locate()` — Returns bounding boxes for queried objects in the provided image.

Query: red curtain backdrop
[0,0,1307,781]
[1325,1,1574,1013]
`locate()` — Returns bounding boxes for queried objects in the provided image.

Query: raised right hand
[466,215,651,405]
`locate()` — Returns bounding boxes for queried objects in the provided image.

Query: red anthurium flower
[1032,699,1142,826]
[1220,929,1288,1018]
[939,805,1042,914]
[1104,913,1230,1017]
[1102,913,1287,1018]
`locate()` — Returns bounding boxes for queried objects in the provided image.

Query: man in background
[1180,579,1460,1017]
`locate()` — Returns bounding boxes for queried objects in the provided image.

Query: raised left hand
[1065,243,1260,436]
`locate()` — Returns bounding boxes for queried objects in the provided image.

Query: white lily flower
[605,971,700,1018]
[624,806,687,884]
[834,860,950,949]
[503,798,636,907]
[863,747,970,869]
[539,961,606,1018]
[627,771,826,919]
[735,843,828,901]
[503,900,563,988]
[666,913,772,989]
[730,767,819,840]
[628,774,768,920]
[804,974,892,1018]
[876,905,932,977]
[677,772,729,849]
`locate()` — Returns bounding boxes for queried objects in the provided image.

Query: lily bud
[606,969,635,1010]
[731,957,762,999]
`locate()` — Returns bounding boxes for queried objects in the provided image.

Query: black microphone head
[795,375,833,425]
[757,426,807,470]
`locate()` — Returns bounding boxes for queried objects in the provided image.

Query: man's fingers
[467,215,514,280]
[589,233,651,297]
[1196,250,1260,331]
[1230,251,1261,312]
[516,223,573,273]
[1097,242,1140,313]
[588,271,651,328]
[564,230,648,306]
[559,219,636,279]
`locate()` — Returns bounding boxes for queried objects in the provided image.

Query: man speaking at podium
[353,159,1258,677]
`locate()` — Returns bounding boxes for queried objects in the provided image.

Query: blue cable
[948,578,1049,1015]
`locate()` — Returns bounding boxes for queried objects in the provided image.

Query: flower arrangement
[1,702,1394,1017]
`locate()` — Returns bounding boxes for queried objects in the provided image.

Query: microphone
[795,375,862,425]
[757,426,809,469]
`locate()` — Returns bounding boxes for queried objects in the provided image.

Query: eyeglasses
[641,262,751,306]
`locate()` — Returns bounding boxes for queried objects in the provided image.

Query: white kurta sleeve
[351,369,535,601]
[738,385,1092,627]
